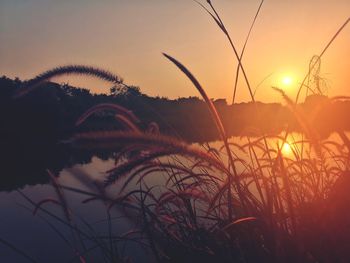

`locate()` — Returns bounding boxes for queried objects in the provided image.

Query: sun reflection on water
[281,142,293,156]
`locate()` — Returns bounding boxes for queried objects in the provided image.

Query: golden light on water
[281,142,293,155]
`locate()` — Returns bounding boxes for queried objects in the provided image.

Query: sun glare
[282,76,293,86]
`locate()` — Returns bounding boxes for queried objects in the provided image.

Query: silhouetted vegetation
[1,75,350,142]
[13,60,348,262]
[1,75,349,191]
[1,1,349,261]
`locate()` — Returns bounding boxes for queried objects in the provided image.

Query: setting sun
[282,76,293,86]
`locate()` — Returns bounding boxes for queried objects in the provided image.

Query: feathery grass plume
[114,114,141,132]
[14,65,124,98]
[163,53,246,219]
[194,0,226,33]
[162,53,230,146]
[76,103,139,126]
[77,103,141,133]
[295,17,350,103]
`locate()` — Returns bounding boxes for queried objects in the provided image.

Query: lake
[1,132,348,262]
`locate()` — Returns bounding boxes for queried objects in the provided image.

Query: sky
[0,0,349,103]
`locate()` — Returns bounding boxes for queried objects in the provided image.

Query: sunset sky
[0,0,349,103]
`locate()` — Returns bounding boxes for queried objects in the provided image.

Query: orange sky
[0,0,349,103]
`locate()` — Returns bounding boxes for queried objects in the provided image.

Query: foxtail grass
[14,2,350,263]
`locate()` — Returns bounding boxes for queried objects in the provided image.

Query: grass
[8,1,350,262]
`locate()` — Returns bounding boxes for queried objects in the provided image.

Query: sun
[282,76,293,86]
[275,73,296,90]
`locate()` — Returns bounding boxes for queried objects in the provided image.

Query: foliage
[3,1,350,262]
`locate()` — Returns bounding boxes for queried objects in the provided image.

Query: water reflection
[1,132,346,192]
[1,132,348,262]
[0,143,116,192]
[0,157,148,262]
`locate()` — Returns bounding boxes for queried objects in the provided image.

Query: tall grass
[15,1,350,262]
